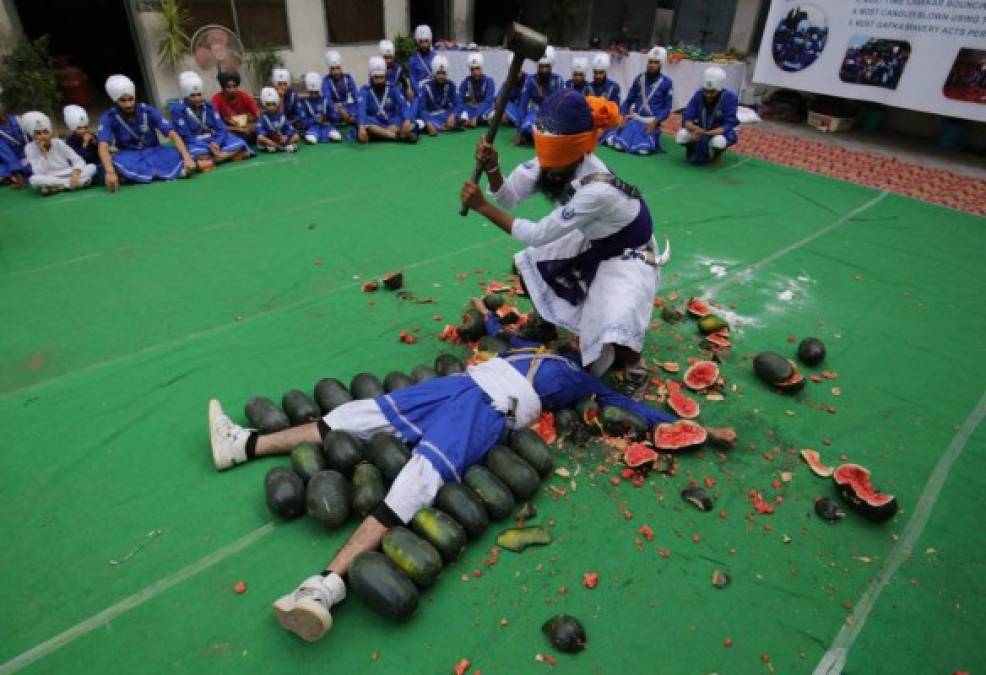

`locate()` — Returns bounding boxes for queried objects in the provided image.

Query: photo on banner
[839,36,911,90]
[943,49,986,104]
[771,4,829,72]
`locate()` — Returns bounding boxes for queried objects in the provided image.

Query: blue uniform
[321,73,359,122]
[377,314,674,482]
[518,73,563,138]
[497,79,526,126]
[589,78,622,144]
[565,79,592,96]
[281,89,300,127]
[356,83,411,129]
[458,74,495,122]
[680,88,739,165]
[169,99,252,159]
[256,110,295,148]
[408,49,436,93]
[96,103,183,183]
[611,72,673,154]
[414,77,461,130]
[293,93,338,142]
[0,114,30,180]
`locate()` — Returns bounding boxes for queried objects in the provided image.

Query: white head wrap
[105,75,135,102]
[368,56,387,77]
[432,55,449,74]
[260,86,280,104]
[647,46,668,66]
[178,71,204,97]
[414,25,432,41]
[272,68,290,85]
[467,52,484,68]
[304,71,321,92]
[379,40,395,57]
[539,45,556,66]
[571,57,588,75]
[63,104,89,130]
[703,66,726,91]
[592,52,611,71]
[20,111,51,135]
[325,50,342,68]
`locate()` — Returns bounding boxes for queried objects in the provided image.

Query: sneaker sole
[273,601,332,642]
[207,399,228,471]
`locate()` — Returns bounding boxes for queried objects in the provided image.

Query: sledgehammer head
[503,22,548,62]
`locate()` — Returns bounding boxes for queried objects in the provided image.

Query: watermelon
[653,420,707,451]
[509,428,553,477]
[304,470,350,528]
[434,353,465,376]
[683,361,719,390]
[496,526,551,553]
[458,308,487,342]
[321,430,364,476]
[264,466,305,519]
[350,462,385,516]
[832,464,898,522]
[381,526,443,587]
[381,271,403,290]
[410,364,438,383]
[383,371,415,393]
[666,381,700,419]
[291,443,326,483]
[687,298,713,317]
[464,465,515,520]
[800,449,834,478]
[348,551,419,620]
[244,397,290,434]
[435,483,488,539]
[623,443,659,468]
[411,507,467,562]
[366,433,411,482]
[485,445,540,501]
[282,389,321,426]
[350,372,385,399]
[313,378,352,414]
[531,412,557,445]
[599,406,648,438]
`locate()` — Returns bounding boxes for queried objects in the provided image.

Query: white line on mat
[704,190,888,297]
[812,389,986,675]
[0,523,275,675]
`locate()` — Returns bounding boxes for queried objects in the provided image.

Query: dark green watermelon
[464,465,515,520]
[282,389,321,426]
[350,372,385,399]
[509,429,553,477]
[366,433,411,482]
[435,482,488,539]
[410,364,438,383]
[348,551,419,620]
[291,443,326,483]
[486,444,541,500]
[305,470,350,528]
[434,353,465,376]
[384,371,416,393]
[321,430,364,476]
[244,397,290,434]
[351,462,385,517]
[264,466,305,519]
[313,378,352,414]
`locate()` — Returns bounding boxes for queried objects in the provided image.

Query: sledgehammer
[459,22,548,216]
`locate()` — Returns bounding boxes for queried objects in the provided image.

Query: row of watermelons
[257,354,556,621]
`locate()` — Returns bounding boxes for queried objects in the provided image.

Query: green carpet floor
[0,133,983,675]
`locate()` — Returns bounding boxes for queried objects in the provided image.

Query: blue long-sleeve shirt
[293,93,332,127]
[321,73,358,118]
[414,77,461,117]
[408,49,435,92]
[169,100,230,145]
[565,79,592,95]
[682,88,739,135]
[620,73,672,121]
[519,73,563,114]
[97,103,173,150]
[356,83,410,127]
[589,77,621,105]
[483,314,675,426]
[459,74,495,109]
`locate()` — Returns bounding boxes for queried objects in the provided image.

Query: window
[323,0,384,43]
[185,0,291,49]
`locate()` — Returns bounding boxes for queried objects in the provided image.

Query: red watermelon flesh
[800,449,834,478]
[624,443,659,468]
[687,298,713,317]
[653,420,707,451]
[683,361,719,390]
[704,333,731,350]
[667,381,700,419]
[533,412,557,445]
[832,463,899,522]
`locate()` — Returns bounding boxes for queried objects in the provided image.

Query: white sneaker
[264,145,278,153]
[328,129,342,142]
[208,399,250,471]
[285,144,298,153]
[304,134,317,145]
[273,574,346,642]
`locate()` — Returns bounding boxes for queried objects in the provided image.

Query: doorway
[672,0,739,53]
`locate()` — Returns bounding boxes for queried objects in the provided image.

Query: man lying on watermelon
[207,302,733,642]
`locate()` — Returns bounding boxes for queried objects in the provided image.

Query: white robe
[489,153,660,366]
[25,139,96,190]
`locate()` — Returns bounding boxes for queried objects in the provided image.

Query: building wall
[132,0,411,106]
[728,0,763,53]
[0,0,24,53]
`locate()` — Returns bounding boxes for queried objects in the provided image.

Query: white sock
[322,572,346,604]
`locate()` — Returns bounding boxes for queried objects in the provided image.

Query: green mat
[1,133,983,675]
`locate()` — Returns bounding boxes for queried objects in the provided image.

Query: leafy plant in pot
[0,34,62,116]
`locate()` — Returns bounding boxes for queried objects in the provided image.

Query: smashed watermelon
[687,298,713,317]
[800,449,834,477]
[683,361,720,391]
[533,412,557,446]
[666,381,700,419]
[624,443,659,468]
[704,333,731,350]
[832,464,898,522]
[653,420,707,451]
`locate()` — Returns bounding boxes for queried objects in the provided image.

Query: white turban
[467,52,484,68]
[20,111,51,134]
[178,71,204,97]
[368,56,386,77]
[379,40,395,57]
[272,68,290,84]
[703,66,726,91]
[105,74,135,102]
[571,57,588,74]
[304,71,321,92]
[325,50,342,68]
[260,86,279,104]
[539,45,556,66]
[414,24,432,41]
[647,46,668,65]
[592,52,611,71]
[433,55,449,73]
[63,104,89,130]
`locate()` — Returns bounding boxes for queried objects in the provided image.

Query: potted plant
[0,34,62,115]
[247,43,284,89]
[157,0,191,72]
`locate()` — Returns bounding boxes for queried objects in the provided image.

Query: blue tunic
[356,83,410,128]
[377,324,674,482]
[408,49,436,93]
[321,73,359,122]
[589,78,623,143]
[458,74,495,121]
[256,110,294,145]
[96,103,183,183]
[611,73,673,155]
[518,73,563,136]
[0,114,30,179]
[496,79,526,126]
[293,94,338,142]
[565,79,592,96]
[282,89,300,125]
[680,88,739,165]
[169,99,252,158]
[385,62,412,99]
[414,77,461,130]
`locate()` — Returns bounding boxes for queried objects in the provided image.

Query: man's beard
[536,167,576,203]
